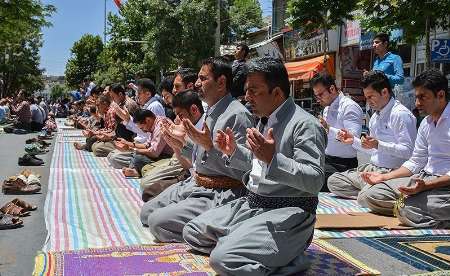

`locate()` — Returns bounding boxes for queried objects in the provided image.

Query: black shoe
[30,155,44,162]
[25,138,38,144]
[18,154,44,166]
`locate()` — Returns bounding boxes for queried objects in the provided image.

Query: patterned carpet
[358,235,450,271]
[34,241,379,276]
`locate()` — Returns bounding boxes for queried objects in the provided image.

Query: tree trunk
[425,15,431,69]
[322,27,329,67]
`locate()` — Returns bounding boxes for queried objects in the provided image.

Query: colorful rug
[34,240,379,276]
[317,193,369,214]
[358,235,450,271]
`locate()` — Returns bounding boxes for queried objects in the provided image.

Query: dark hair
[172,89,205,114]
[361,70,393,97]
[412,69,449,101]
[374,33,390,45]
[175,68,197,87]
[89,106,97,114]
[201,57,233,92]
[90,86,102,96]
[97,94,111,105]
[133,109,155,123]
[159,76,174,94]
[311,73,337,89]
[247,57,290,98]
[236,43,250,58]
[136,78,157,96]
[110,83,126,95]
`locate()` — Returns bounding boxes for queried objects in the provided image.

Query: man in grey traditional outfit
[139,57,254,242]
[327,71,417,207]
[359,69,450,228]
[182,57,327,275]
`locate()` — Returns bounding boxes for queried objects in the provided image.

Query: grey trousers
[362,173,450,224]
[140,177,246,242]
[183,197,316,276]
[107,150,134,169]
[140,157,186,202]
[397,185,450,228]
[327,163,393,204]
[92,141,116,157]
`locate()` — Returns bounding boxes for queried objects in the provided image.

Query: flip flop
[0,202,30,217]
[0,214,23,230]
[122,168,140,178]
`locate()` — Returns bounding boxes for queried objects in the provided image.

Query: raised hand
[246,128,276,164]
[215,127,236,156]
[337,129,354,144]
[361,136,378,149]
[182,119,213,151]
[398,178,427,196]
[360,171,385,185]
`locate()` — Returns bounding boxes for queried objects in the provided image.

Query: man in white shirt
[360,69,450,227]
[311,73,363,189]
[327,71,417,206]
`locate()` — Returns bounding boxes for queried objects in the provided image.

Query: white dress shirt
[325,93,363,158]
[247,100,287,193]
[125,96,166,143]
[403,103,450,176]
[352,98,417,169]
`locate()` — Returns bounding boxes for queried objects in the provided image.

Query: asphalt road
[0,133,53,276]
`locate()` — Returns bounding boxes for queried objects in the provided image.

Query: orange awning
[285,55,335,81]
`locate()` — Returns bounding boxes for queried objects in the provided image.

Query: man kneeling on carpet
[182,57,327,275]
[360,69,450,228]
[118,109,173,178]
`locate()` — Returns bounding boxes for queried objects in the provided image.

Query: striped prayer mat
[34,240,380,276]
[317,193,369,214]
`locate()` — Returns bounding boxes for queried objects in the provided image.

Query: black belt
[246,191,318,214]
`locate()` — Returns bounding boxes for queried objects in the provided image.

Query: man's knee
[147,206,181,242]
[209,245,232,276]
[360,185,394,215]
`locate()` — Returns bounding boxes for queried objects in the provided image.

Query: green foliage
[64,34,104,88]
[49,83,67,100]
[0,0,55,97]
[229,0,264,40]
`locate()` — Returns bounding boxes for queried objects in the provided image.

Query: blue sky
[40,0,272,76]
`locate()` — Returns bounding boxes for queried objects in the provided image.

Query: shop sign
[431,39,450,63]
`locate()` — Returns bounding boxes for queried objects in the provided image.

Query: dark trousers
[14,121,31,131]
[130,152,172,177]
[31,121,44,132]
[322,155,358,192]
[84,136,98,152]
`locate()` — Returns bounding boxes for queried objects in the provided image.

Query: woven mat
[34,240,379,276]
[358,235,450,271]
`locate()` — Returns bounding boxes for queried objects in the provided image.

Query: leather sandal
[0,214,23,230]
[12,198,37,211]
[2,176,41,194]
[0,202,30,217]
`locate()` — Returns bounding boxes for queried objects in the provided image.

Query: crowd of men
[55,36,450,275]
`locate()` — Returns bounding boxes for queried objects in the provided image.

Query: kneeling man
[183,57,327,275]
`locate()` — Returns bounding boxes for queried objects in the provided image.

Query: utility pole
[104,0,107,43]
[214,0,220,56]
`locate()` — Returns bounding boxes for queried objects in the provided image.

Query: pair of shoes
[2,175,41,194]
[0,199,37,217]
[0,213,23,230]
[19,169,41,186]
[18,154,44,166]
[24,144,47,155]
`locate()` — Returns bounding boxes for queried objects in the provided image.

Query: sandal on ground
[122,168,140,178]
[2,176,41,194]
[12,198,37,211]
[0,214,23,230]
[73,142,85,150]
[0,202,30,217]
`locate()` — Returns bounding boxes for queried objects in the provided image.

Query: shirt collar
[206,94,228,116]
[426,102,450,124]
[378,51,391,61]
[329,93,343,110]
[195,113,205,129]
[378,98,395,117]
[143,96,157,109]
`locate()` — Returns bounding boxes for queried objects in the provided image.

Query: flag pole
[104,0,107,43]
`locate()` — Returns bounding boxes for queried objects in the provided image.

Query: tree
[287,0,358,58]
[229,0,264,41]
[49,84,67,100]
[0,0,55,97]
[358,0,450,68]
[65,34,104,88]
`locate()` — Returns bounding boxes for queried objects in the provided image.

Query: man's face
[110,91,123,104]
[173,75,187,95]
[372,38,387,55]
[313,83,335,107]
[415,86,441,116]
[137,86,151,105]
[137,117,153,132]
[97,102,108,114]
[244,73,277,118]
[174,106,195,123]
[363,86,386,111]
[234,46,245,60]
[195,65,219,103]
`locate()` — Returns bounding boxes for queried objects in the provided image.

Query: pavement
[0,133,440,275]
[0,132,54,276]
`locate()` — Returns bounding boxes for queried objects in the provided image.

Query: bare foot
[122,168,140,178]
[73,142,85,150]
